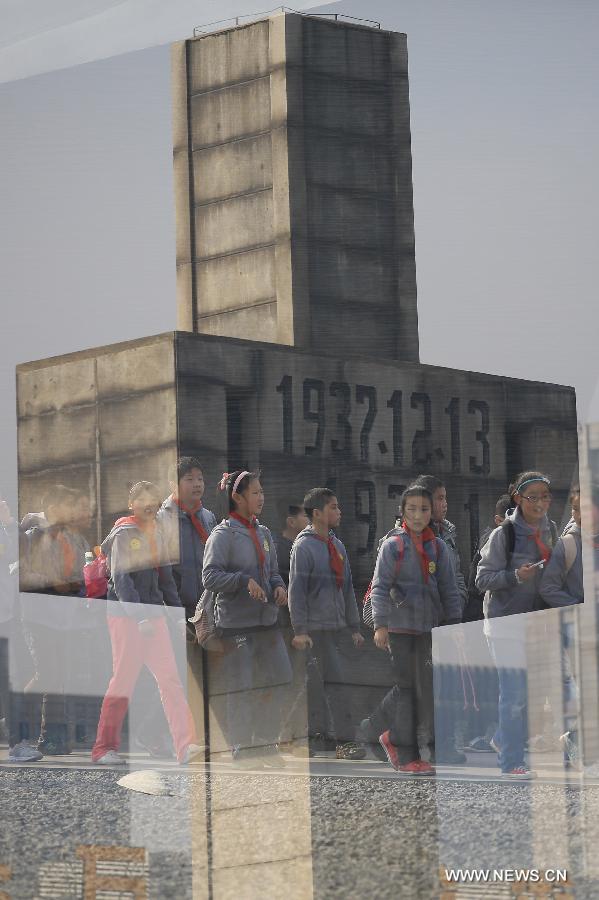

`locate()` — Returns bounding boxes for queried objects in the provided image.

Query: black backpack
[463,519,558,622]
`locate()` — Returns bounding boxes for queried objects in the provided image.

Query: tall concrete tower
[172,12,419,361]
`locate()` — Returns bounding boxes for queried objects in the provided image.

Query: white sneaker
[179,743,206,765]
[93,750,126,766]
[8,741,44,762]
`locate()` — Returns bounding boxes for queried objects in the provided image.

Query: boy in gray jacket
[414,474,468,765]
[158,457,217,620]
[288,487,365,760]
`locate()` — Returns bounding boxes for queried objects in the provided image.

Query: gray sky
[1,0,598,506]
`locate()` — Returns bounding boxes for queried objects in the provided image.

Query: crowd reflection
[3,459,598,781]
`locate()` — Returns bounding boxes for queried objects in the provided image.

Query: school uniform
[434,518,468,615]
[288,526,361,744]
[202,515,291,754]
[540,525,583,607]
[274,533,293,587]
[476,506,556,773]
[91,517,197,763]
[157,496,217,617]
[369,525,462,765]
[154,496,217,742]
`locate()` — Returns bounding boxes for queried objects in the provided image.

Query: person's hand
[247,578,267,602]
[292,634,313,650]
[352,631,365,648]
[374,627,390,651]
[0,500,13,526]
[274,586,288,607]
[138,620,154,637]
[516,564,538,582]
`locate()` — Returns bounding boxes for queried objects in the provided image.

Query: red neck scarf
[173,495,209,544]
[406,526,437,584]
[115,515,160,568]
[528,528,551,563]
[309,531,344,589]
[53,529,76,580]
[230,512,265,567]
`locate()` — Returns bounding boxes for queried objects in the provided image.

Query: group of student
[2,458,593,779]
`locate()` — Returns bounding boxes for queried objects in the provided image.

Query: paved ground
[2,748,599,899]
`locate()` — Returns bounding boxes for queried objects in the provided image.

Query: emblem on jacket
[130,538,142,551]
[428,561,436,575]
[264,539,270,552]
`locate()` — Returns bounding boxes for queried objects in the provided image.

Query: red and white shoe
[397,759,436,776]
[379,733,436,776]
[501,766,536,779]
[379,731,401,770]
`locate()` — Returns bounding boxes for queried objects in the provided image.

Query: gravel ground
[2,768,599,899]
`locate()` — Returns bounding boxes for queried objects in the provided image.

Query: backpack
[500,517,558,558]
[561,533,578,574]
[83,550,109,599]
[189,587,221,651]
[362,533,439,629]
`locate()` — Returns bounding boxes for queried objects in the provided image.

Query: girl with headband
[476,469,558,778]
[201,470,292,767]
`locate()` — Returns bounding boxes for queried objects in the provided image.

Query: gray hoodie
[370,526,462,632]
[287,527,359,635]
[202,517,285,630]
[157,496,217,614]
[475,507,556,618]
[101,518,181,621]
[540,524,583,607]
[434,518,468,611]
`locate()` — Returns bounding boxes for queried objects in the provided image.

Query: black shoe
[308,733,337,756]
[37,739,71,756]
[435,747,467,765]
[467,736,492,753]
[356,719,388,762]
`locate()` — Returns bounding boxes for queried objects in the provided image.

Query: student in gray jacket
[541,486,583,608]
[202,470,291,767]
[475,470,556,778]
[370,484,462,775]
[414,474,468,765]
[414,475,468,612]
[287,487,365,760]
[153,457,217,750]
[91,482,202,767]
[158,457,217,620]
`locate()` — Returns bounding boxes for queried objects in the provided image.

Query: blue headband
[517,476,550,492]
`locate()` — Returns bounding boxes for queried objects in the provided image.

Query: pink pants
[92,616,197,762]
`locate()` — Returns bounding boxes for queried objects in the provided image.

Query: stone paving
[2,748,599,898]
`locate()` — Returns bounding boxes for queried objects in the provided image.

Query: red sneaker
[378,731,401,770]
[412,760,436,776]
[397,759,435,776]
